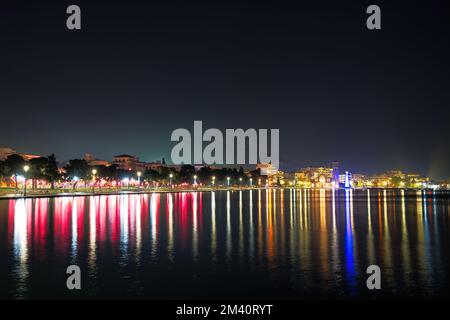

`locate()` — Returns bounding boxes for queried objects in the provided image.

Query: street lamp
[122,177,130,190]
[193,175,197,185]
[137,171,142,186]
[23,165,29,196]
[258,178,261,187]
[211,176,215,186]
[73,176,79,190]
[227,176,230,187]
[92,169,97,193]
[169,173,173,186]
[250,178,253,187]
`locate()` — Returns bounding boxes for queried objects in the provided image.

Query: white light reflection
[167,193,174,261]
[226,191,232,264]
[192,192,198,259]
[13,199,29,297]
[71,198,78,262]
[211,191,217,264]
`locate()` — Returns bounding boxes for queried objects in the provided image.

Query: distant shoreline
[0,187,449,200]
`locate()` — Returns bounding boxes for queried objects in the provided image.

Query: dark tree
[198,166,212,184]
[0,159,4,179]
[29,157,49,189]
[144,169,160,182]
[179,165,196,182]
[65,159,90,180]
[3,154,26,188]
[44,154,60,189]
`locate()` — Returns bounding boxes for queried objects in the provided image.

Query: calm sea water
[0,189,449,299]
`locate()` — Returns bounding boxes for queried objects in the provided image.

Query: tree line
[0,154,262,188]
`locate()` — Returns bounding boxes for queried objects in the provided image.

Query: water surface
[0,189,449,299]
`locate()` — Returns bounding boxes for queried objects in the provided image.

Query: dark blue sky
[1,0,449,179]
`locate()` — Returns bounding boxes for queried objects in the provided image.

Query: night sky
[1,0,449,179]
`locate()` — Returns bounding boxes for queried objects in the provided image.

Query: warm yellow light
[23,165,30,172]
[169,173,173,178]
[137,171,142,177]
[92,169,97,175]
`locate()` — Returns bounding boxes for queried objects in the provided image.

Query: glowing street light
[73,176,79,190]
[193,175,197,185]
[211,176,216,186]
[169,173,173,186]
[258,178,261,186]
[227,176,230,187]
[249,178,253,187]
[137,171,142,186]
[92,169,97,193]
[23,165,30,196]
[122,177,130,189]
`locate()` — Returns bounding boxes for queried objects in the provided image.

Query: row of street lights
[18,164,264,197]
[89,168,257,189]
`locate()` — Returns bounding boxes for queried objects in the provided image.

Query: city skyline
[0,145,445,186]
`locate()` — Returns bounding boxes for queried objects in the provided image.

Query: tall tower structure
[332,161,340,188]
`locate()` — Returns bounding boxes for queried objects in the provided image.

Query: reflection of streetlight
[227,176,230,187]
[23,165,30,196]
[137,171,142,186]
[193,175,197,185]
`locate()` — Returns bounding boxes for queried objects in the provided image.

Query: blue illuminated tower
[344,171,352,189]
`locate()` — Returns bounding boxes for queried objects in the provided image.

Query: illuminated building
[351,174,366,188]
[256,162,278,177]
[0,146,40,161]
[0,147,17,160]
[295,167,333,188]
[84,153,111,167]
[113,154,140,171]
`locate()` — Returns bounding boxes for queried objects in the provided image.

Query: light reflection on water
[0,189,449,299]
